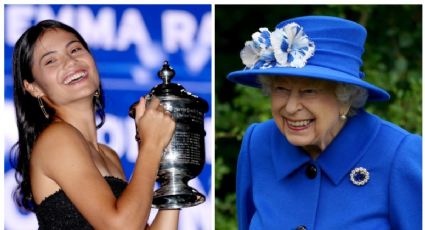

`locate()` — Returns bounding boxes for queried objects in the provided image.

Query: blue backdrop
[4,4,212,230]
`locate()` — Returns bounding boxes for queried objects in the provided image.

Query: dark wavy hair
[10,19,106,211]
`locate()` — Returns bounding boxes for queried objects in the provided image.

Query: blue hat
[227,16,390,101]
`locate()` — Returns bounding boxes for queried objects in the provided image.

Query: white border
[1,3,5,230]
[210,5,216,230]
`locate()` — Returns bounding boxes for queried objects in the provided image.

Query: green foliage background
[215,5,422,230]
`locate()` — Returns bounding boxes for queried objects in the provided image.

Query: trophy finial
[158,61,175,84]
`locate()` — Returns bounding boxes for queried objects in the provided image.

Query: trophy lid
[149,61,209,113]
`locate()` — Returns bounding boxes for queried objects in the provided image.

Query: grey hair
[257,75,368,117]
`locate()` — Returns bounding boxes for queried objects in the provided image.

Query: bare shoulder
[31,122,91,177]
[32,122,87,155]
[30,122,97,203]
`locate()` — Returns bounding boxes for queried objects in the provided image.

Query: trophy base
[152,186,205,209]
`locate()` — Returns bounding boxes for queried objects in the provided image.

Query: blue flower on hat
[240,23,315,69]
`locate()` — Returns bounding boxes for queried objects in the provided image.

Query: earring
[37,96,49,119]
[340,104,351,121]
[94,89,103,111]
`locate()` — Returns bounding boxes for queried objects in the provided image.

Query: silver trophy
[129,61,208,209]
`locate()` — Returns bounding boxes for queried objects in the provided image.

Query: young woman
[11,19,179,229]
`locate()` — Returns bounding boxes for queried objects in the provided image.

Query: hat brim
[227,65,390,101]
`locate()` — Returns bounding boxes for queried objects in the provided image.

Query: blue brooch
[240,22,315,69]
[350,167,370,186]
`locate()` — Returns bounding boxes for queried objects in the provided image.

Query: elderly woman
[227,16,421,229]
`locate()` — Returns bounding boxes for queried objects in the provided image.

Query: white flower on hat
[240,23,315,69]
[271,22,315,68]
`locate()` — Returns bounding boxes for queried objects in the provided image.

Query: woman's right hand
[133,96,176,153]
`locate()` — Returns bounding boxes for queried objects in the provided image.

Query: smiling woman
[26,29,99,108]
[226,15,422,229]
[258,76,368,159]
[10,19,179,229]
[267,77,348,158]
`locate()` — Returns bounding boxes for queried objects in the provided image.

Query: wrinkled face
[271,77,349,153]
[27,29,99,107]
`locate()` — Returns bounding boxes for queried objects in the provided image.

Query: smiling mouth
[285,118,314,130]
[63,71,88,85]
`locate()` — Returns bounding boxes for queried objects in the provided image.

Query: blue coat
[236,110,421,230]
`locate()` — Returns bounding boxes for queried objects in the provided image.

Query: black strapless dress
[35,176,127,230]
